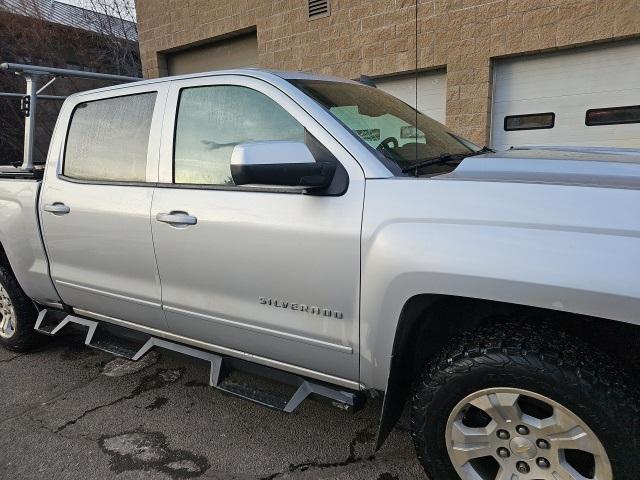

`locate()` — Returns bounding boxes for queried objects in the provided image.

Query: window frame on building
[503,112,556,132]
[585,105,640,127]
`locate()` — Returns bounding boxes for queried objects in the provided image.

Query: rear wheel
[410,323,639,480]
[0,264,41,352]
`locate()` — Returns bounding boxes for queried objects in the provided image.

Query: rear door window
[64,92,157,182]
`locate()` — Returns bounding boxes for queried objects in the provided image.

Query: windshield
[290,79,481,175]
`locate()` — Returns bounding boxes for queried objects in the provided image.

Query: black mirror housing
[230,141,337,191]
[231,161,336,190]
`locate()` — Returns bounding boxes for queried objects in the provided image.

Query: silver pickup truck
[0,69,639,480]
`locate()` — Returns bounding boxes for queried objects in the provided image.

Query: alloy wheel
[445,387,612,480]
[0,282,16,339]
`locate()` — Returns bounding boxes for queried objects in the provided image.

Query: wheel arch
[0,241,15,275]
[375,294,640,450]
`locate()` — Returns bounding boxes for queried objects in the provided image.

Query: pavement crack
[54,393,131,433]
[260,425,377,479]
[54,367,184,434]
[0,376,101,426]
[0,353,27,364]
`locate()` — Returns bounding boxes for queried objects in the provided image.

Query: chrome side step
[35,309,364,413]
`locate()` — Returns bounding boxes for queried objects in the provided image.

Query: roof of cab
[70,68,358,99]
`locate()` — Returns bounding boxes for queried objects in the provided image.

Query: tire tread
[410,322,640,479]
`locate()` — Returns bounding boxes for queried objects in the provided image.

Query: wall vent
[308,0,330,20]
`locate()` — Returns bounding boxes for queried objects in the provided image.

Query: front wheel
[410,323,639,480]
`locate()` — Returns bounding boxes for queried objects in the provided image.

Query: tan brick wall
[135,0,640,145]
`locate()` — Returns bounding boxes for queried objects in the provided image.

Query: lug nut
[516,461,530,474]
[497,447,510,458]
[496,429,510,440]
[536,438,550,449]
[516,425,530,435]
[537,457,550,469]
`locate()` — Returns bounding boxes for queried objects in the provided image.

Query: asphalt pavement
[0,330,426,479]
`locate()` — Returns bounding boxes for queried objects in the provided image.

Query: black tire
[0,263,41,352]
[410,322,640,480]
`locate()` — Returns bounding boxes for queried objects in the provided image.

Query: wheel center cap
[509,437,537,460]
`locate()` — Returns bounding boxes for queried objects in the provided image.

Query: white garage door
[375,70,447,123]
[492,41,640,150]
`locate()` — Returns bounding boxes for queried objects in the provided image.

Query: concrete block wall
[135,0,640,145]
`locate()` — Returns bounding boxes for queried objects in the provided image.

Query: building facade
[135,0,640,147]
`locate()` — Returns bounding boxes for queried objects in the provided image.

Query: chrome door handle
[156,211,197,226]
[43,202,70,215]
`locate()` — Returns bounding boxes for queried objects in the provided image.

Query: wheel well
[0,242,11,271]
[0,242,26,298]
[397,295,640,379]
[376,294,640,449]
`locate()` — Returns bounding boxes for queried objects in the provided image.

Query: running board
[35,309,363,413]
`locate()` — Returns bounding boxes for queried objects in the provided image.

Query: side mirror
[230,141,336,191]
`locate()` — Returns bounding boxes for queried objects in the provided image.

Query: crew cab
[0,69,639,480]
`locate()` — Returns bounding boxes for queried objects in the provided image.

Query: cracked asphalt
[0,330,427,479]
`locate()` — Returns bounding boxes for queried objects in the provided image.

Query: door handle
[156,211,197,226]
[43,202,70,215]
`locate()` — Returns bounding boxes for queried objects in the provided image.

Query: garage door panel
[492,41,640,150]
[494,44,639,102]
[495,42,640,76]
[495,67,639,103]
[501,126,640,149]
[495,76,638,102]
[494,90,640,117]
[166,32,258,76]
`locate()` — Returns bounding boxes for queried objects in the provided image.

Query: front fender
[359,178,640,446]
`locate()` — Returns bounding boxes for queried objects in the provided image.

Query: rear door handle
[156,211,197,226]
[43,202,70,215]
